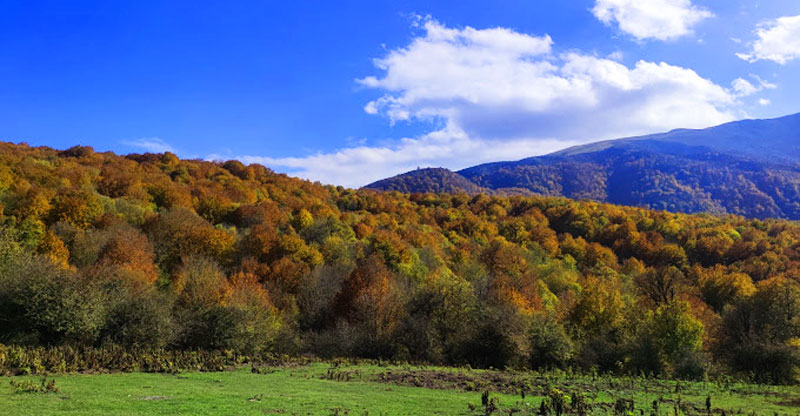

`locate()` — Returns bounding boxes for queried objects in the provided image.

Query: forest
[1,141,799,384]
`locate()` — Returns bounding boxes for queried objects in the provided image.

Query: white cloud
[731,75,775,97]
[122,137,175,153]
[732,78,759,96]
[750,74,777,90]
[738,15,800,64]
[239,124,581,188]
[607,50,625,61]
[246,19,749,188]
[758,98,771,106]
[592,0,713,41]
[360,19,740,141]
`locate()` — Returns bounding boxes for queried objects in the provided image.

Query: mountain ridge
[366,113,800,219]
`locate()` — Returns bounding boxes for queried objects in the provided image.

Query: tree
[398,267,477,363]
[100,284,176,349]
[717,277,800,383]
[172,255,230,306]
[0,245,105,345]
[37,230,69,268]
[225,271,286,354]
[333,254,404,358]
[529,313,573,369]
[635,266,686,306]
[147,208,235,271]
[459,302,530,369]
[693,265,755,313]
[632,301,705,378]
[568,275,627,371]
[50,189,104,228]
[91,225,159,286]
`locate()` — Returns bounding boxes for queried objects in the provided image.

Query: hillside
[366,113,800,220]
[2,141,800,382]
[367,167,494,195]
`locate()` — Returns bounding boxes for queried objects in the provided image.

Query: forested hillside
[367,114,800,220]
[2,142,800,383]
[366,168,495,195]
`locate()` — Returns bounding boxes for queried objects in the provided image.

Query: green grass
[1,363,799,415]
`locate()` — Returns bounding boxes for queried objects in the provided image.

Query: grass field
[2,362,799,415]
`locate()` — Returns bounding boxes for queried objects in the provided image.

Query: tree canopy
[1,142,800,383]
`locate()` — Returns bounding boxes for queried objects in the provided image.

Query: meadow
[2,362,799,415]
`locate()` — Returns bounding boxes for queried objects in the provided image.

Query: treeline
[1,142,799,383]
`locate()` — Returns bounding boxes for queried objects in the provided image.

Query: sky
[2,0,800,187]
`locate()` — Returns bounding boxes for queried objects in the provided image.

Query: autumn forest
[1,142,799,384]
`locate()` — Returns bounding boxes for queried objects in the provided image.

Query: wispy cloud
[122,137,176,153]
[731,74,776,97]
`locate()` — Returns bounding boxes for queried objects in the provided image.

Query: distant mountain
[366,113,800,219]
[551,112,800,164]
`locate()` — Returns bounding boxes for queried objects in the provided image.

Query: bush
[716,278,800,383]
[306,320,360,358]
[172,257,286,354]
[628,301,705,378]
[100,284,176,349]
[529,314,573,369]
[0,344,265,375]
[396,268,477,364]
[458,304,530,369]
[0,250,105,346]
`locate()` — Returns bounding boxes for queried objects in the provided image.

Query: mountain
[366,113,800,220]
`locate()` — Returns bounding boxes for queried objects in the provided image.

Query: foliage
[2,141,800,381]
[8,377,59,394]
[0,344,261,375]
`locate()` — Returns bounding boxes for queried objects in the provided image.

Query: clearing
[1,362,799,415]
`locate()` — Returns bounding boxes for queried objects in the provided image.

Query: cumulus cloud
[247,19,751,188]
[738,15,800,64]
[360,19,740,140]
[122,137,176,153]
[592,0,713,41]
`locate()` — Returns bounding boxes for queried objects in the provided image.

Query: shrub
[529,314,573,369]
[0,250,105,346]
[100,284,176,349]
[716,278,800,383]
[458,304,530,369]
[629,301,705,378]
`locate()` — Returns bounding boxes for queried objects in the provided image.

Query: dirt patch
[776,397,800,407]
[373,370,543,395]
[140,396,169,401]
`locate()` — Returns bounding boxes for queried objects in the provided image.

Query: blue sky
[2,0,800,187]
